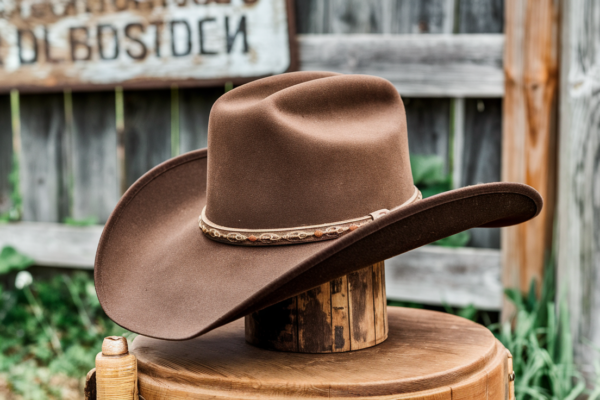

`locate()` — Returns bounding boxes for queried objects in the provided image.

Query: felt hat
[95,71,542,340]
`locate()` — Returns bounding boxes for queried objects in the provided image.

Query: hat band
[198,187,422,246]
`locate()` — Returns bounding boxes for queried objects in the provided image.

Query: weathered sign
[0,0,294,91]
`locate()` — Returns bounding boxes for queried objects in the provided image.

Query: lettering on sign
[0,0,293,91]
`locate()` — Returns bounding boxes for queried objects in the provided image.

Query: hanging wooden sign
[0,0,294,92]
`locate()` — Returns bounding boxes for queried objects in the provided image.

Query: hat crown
[205,72,414,230]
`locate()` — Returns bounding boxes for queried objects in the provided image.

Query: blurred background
[0,0,598,398]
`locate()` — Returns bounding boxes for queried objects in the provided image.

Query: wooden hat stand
[89,262,516,400]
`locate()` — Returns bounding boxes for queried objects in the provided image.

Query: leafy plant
[0,155,23,223]
[490,261,591,400]
[0,246,33,274]
[0,246,130,398]
[409,154,471,247]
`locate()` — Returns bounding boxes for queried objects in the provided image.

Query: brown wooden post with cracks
[245,262,387,353]
[95,336,138,400]
[502,0,559,319]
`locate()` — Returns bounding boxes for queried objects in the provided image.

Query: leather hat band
[199,187,422,246]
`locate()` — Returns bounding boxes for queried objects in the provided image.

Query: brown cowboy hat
[95,71,542,340]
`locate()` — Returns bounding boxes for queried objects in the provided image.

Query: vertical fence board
[461,99,502,248]
[557,0,600,379]
[19,94,69,222]
[458,0,504,33]
[385,0,455,34]
[457,0,504,249]
[502,0,558,314]
[0,95,12,215]
[405,98,451,172]
[179,88,223,153]
[295,0,454,175]
[71,92,119,224]
[295,0,454,34]
[123,90,171,187]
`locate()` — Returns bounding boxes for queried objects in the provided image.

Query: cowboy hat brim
[95,149,542,340]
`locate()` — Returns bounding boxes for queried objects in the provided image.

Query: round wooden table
[131,307,513,399]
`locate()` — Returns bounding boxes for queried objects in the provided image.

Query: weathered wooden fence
[558,0,600,378]
[0,0,509,310]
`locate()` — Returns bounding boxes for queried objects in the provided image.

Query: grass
[0,249,129,399]
[490,263,599,400]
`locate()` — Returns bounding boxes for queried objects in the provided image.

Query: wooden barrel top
[131,307,509,399]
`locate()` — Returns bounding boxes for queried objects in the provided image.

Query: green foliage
[0,246,130,398]
[387,299,423,309]
[63,216,98,227]
[409,154,471,247]
[490,261,592,400]
[0,155,23,223]
[0,246,34,274]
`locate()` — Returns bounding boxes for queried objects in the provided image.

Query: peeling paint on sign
[0,0,292,91]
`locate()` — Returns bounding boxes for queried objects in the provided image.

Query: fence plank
[123,90,171,186]
[0,221,501,310]
[0,222,102,269]
[557,0,600,379]
[298,34,504,97]
[384,0,455,34]
[179,88,223,154]
[458,0,504,33]
[295,0,455,34]
[0,95,12,215]
[502,0,558,312]
[405,98,451,171]
[461,99,502,249]
[19,93,69,223]
[71,92,119,224]
[457,1,504,249]
[387,246,502,310]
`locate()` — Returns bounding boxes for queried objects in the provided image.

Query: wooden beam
[298,34,504,97]
[0,222,102,269]
[557,0,600,379]
[501,0,559,318]
[386,246,501,310]
[0,222,501,310]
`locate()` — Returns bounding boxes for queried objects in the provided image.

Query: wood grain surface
[71,92,119,224]
[557,0,600,379]
[123,90,171,187]
[19,93,69,222]
[404,98,451,171]
[461,98,502,249]
[386,244,502,310]
[246,263,387,353]
[295,0,454,34]
[0,95,12,215]
[298,34,504,97]
[456,0,504,249]
[502,0,559,314]
[132,307,510,399]
[178,87,223,154]
[458,0,504,34]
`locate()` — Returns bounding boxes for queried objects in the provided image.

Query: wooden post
[557,0,600,380]
[245,262,387,353]
[507,350,515,400]
[502,0,559,318]
[95,336,138,400]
